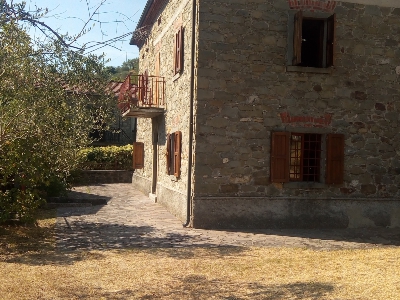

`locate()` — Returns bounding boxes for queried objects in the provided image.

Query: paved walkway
[56,184,400,251]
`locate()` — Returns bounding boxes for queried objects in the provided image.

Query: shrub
[78,145,133,170]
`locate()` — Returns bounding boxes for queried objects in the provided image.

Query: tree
[0,20,116,222]
[107,58,139,81]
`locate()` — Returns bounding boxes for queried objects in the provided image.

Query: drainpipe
[183,0,196,227]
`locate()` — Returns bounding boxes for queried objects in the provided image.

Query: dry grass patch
[0,209,56,256]
[1,245,400,299]
[1,215,400,299]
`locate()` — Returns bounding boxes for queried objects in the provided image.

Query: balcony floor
[122,107,165,118]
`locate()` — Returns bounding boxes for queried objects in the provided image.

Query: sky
[26,0,147,67]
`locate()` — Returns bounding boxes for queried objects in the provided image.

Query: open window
[166,131,182,177]
[271,132,344,183]
[174,26,184,74]
[292,11,335,68]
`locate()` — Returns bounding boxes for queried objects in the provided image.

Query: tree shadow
[139,276,335,300]
[2,219,248,266]
[218,227,400,248]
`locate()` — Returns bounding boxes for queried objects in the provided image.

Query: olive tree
[0,19,116,222]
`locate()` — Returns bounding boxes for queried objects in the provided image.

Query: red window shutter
[326,14,336,67]
[271,132,290,183]
[166,134,171,174]
[133,142,144,169]
[292,10,303,66]
[326,134,344,184]
[174,27,183,74]
[174,131,182,177]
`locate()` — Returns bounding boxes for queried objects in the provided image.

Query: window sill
[169,175,179,181]
[173,72,182,82]
[286,66,333,74]
[284,182,326,189]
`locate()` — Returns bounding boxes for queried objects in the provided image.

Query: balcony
[117,73,165,118]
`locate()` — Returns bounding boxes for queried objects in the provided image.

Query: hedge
[78,145,133,170]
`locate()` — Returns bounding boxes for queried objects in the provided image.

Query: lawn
[1,210,400,299]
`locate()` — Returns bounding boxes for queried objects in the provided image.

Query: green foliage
[0,21,116,222]
[78,145,133,170]
[106,58,139,81]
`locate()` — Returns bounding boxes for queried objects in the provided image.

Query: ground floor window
[271,132,344,184]
[166,131,182,177]
[290,133,322,182]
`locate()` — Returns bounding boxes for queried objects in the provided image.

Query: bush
[78,145,133,170]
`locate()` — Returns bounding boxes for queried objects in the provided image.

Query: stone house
[128,0,400,229]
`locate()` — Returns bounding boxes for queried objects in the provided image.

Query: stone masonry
[133,0,195,222]
[133,0,400,229]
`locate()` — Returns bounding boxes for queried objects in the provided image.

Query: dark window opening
[301,19,324,68]
[292,11,335,68]
[290,133,321,182]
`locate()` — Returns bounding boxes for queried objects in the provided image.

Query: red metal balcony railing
[118,73,165,115]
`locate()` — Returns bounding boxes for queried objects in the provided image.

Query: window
[292,11,335,68]
[289,133,322,182]
[174,26,184,74]
[271,132,344,184]
[166,131,182,177]
[133,142,144,169]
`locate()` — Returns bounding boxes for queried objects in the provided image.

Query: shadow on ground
[53,277,334,300]
[141,277,335,300]
[217,227,400,247]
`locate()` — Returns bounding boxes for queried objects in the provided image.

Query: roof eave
[130,0,154,47]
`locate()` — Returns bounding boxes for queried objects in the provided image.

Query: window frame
[174,26,184,75]
[271,132,344,184]
[166,131,182,177]
[289,133,322,182]
[287,10,335,71]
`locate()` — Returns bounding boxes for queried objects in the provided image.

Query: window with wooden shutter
[326,14,336,67]
[166,132,181,177]
[166,133,171,174]
[133,142,144,169]
[271,132,342,184]
[292,10,303,66]
[291,11,335,68]
[174,131,182,177]
[174,26,183,74]
[326,134,344,184]
[271,132,290,183]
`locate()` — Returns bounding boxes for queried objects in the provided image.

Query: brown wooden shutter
[326,13,336,67]
[174,27,183,74]
[292,10,303,66]
[271,132,290,183]
[133,142,144,169]
[174,131,182,177]
[166,134,171,174]
[326,134,344,184]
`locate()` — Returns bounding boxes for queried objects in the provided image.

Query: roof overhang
[130,0,169,47]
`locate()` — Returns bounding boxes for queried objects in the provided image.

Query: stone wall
[132,0,196,222]
[191,0,400,228]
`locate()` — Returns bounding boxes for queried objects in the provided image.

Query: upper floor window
[292,11,335,68]
[174,27,184,74]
